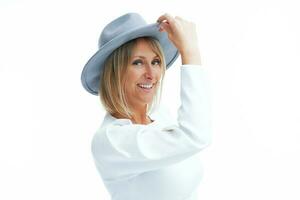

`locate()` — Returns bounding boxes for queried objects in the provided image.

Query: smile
[137,83,155,92]
[137,84,153,89]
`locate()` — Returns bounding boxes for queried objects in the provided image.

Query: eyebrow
[132,55,159,59]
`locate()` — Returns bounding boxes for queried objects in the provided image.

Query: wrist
[180,48,202,65]
[179,46,200,55]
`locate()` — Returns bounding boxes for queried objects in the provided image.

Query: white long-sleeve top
[91,64,212,200]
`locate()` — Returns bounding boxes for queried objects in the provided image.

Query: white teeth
[138,83,153,89]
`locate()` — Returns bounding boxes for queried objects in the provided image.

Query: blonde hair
[98,37,166,119]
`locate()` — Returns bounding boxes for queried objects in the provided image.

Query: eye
[152,59,161,66]
[132,59,143,66]
[132,59,161,66]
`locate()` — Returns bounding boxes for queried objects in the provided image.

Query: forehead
[132,55,159,59]
[131,39,158,58]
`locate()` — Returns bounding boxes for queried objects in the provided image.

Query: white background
[0,0,299,199]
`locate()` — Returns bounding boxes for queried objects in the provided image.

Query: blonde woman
[81,12,212,200]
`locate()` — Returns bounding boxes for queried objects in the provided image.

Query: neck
[112,103,152,125]
[129,103,148,124]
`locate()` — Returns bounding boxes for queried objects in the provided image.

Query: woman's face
[124,38,163,107]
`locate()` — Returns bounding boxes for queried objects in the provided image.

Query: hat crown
[98,13,147,48]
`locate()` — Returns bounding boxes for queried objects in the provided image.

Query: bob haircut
[98,36,166,119]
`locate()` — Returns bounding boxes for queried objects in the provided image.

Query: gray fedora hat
[81,12,179,95]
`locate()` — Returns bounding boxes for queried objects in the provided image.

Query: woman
[81,13,212,200]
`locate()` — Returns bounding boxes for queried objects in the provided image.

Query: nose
[144,63,155,79]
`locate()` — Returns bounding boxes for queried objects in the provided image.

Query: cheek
[124,76,139,93]
[155,69,163,79]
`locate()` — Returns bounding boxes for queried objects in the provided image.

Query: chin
[140,97,154,104]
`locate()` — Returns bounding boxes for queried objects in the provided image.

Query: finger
[157,13,175,25]
[159,21,172,33]
[157,13,172,24]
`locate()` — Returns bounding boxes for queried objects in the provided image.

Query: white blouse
[91,64,212,200]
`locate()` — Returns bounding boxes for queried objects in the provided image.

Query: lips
[137,83,155,93]
[137,82,156,88]
[137,84,153,89]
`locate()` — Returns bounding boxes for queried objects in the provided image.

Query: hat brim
[81,22,179,95]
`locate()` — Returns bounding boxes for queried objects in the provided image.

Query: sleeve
[91,64,212,177]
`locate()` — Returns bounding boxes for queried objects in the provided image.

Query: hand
[157,13,202,65]
[157,13,200,55]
